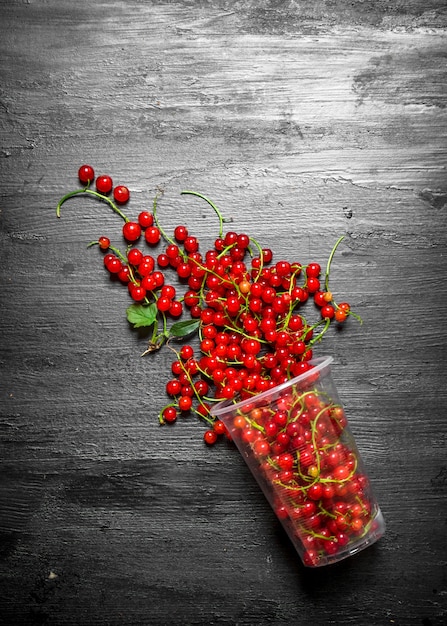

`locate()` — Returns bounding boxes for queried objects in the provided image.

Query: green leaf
[168,319,200,338]
[126,303,158,328]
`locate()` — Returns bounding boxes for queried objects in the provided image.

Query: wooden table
[1,1,446,624]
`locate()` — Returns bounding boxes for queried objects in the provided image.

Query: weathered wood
[1,1,447,624]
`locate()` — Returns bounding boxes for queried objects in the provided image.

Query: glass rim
[210,355,334,418]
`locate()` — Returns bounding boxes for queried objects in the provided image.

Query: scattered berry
[113,185,130,204]
[96,175,113,194]
[78,164,95,185]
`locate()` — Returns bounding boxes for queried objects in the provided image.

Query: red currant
[166,379,182,396]
[162,406,178,423]
[204,429,218,445]
[213,420,226,435]
[138,211,154,228]
[113,185,130,204]
[78,164,95,185]
[308,483,323,501]
[157,296,171,312]
[127,248,143,265]
[105,256,122,274]
[335,309,348,323]
[306,262,321,278]
[98,236,110,250]
[321,304,335,319]
[179,345,194,360]
[174,225,188,242]
[129,283,146,302]
[118,266,131,283]
[96,175,113,194]
[169,300,183,317]
[152,271,164,288]
[145,226,161,245]
[184,236,199,253]
[178,396,193,412]
[306,277,320,293]
[122,222,141,242]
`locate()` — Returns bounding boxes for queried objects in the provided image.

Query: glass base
[299,508,386,567]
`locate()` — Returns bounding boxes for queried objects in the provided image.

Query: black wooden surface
[1,1,447,624]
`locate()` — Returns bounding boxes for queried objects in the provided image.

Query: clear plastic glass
[211,356,385,567]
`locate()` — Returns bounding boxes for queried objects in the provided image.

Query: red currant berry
[179,345,194,360]
[194,379,209,397]
[129,283,146,302]
[184,236,199,253]
[178,395,193,412]
[333,465,350,481]
[174,225,188,242]
[113,185,130,204]
[145,226,161,245]
[204,429,218,445]
[213,420,227,435]
[321,304,335,319]
[162,406,178,423]
[253,439,270,457]
[306,277,320,293]
[157,296,171,312]
[237,233,250,248]
[335,309,348,323]
[103,253,114,267]
[78,164,95,185]
[308,483,324,501]
[138,257,155,277]
[161,284,176,299]
[176,262,191,278]
[166,379,182,396]
[96,175,113,194]
[138,211,154,228]
[98,236,110,250]
[118,266,131,283]
[314,291,327,307]
[157,253,170,268]
[303,549,320,567]
[127,248,143,266]
[152,271,164,288]
[122,221,141,242]
[275,260,291,277]
[306,262,321,278]
[169,300,183,317]
[105,256,122,274]
[262,248,273,263]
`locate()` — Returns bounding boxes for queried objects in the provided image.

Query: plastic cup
[211,356,385,567]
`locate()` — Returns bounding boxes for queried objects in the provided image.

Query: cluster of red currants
[57,165,359,446]
[224,383,379,566]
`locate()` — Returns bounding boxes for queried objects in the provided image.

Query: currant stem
[308,317,331,347]
[152,195,187,259]
[324,235,345,292]
[56,187,129,222]
[181,191,229,238]
[248,236,265,280]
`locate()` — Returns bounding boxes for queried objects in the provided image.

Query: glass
[211,356,385,567]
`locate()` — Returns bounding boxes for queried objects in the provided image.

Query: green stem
[325,235,345,292]
[181,190,229,238]
[248,236,265,281]
[152,195,187,258]
[308,317,331,347]
[56,186,129,221]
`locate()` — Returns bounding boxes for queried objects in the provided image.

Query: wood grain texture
[1,1,447,624]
